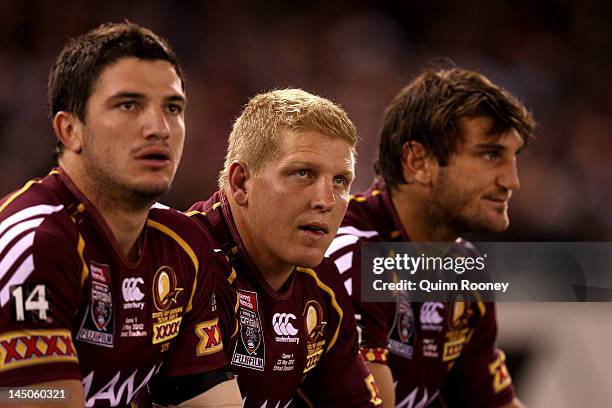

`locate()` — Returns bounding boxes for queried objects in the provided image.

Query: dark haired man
[0,22,240,407]
[326,68,535,408]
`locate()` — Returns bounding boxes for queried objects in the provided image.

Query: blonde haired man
[188,89,382,407]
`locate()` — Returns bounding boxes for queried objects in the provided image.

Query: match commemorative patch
[231,290,265,371]
[77,262,114,347]
[0,329,78,372]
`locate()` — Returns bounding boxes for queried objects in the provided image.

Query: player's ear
[53,111,84,154]
[401,141,436,185]
[228,161,250,206]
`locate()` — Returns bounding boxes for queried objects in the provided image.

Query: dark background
[1,0,610,241]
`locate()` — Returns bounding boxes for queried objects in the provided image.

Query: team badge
[151,266,184,345]
[232,290,265,371]
[153,266,183,311]
[387,290,414,359]
[303,300,326,373]
[77,262,114,347]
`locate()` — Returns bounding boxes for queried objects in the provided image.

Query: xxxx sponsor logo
[0,329,77,371]
[195,319,223,356]
[152,317,182,344]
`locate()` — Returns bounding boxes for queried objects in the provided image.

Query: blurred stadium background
[1,1,610,406]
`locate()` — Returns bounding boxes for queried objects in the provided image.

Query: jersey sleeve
[297,263,382,407]
[440,302,515,408]
[208,253,239,360]
[0,217,82,386]
[326,235,392,365]
[156,240,228,378]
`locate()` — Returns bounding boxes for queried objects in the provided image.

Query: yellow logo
[152,316,182,344]
[195,319,223,356]
[152,266,183,311]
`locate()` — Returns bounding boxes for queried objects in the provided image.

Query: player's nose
[497,159,520,192]
[311,178,336,211]
[143,106,171,140]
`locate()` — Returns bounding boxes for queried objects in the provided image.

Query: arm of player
[150,240,241,407]
[0,226,83,390]
[297,264,382,407]
[327,240,394,406]
[365,362,395,407]
[4,379,84,408]
[440,302,517,408]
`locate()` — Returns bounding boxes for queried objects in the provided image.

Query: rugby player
[326,68,535,408]
[188,89,382,407]
[0,22,241,407]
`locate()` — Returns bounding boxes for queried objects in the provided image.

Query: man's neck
[391,187,458,242]
[227,197,294,291]
[62,164,151,260]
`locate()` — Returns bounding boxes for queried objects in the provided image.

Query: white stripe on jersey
[0,204,63,236]
[0,204,64,302]
[325,234,359,257]
[0,254,33,306]
[344,277,353,296]
[0,217,47,257]
[152,202,169,210]
[0,231,36,282]
[336,226,379,239]
[334,251,353,274]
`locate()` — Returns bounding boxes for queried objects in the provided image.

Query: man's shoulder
[1,171,65,219]
[343,192,383,231]
[325,218,382,262]
[0,172,77,250]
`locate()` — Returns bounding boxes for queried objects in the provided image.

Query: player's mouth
[483,195,509,209]
[298,222,329,238]
[134,146,172,168]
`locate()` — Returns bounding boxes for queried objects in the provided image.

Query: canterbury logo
[152,317,182,344]
[272,313,298,336]
[0,204,64,307]
[122,278,144,302]
[420,302,444,324]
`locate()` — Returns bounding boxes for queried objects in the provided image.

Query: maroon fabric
[326,179,515,408]
[188,192,381,408]
[0,169,226,407]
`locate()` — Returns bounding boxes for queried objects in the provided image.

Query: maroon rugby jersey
[0,169,226,407]
[188,191,382,408]
[325,180,515,408]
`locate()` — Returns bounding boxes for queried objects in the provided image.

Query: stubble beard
[82,141,172,213]
[429,170,498,237]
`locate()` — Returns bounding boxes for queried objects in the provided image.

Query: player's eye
[119,101,136,111]
[482,151,501,161]
[333,175,347,186]
[167,104,183,115]
[297,169,311,178]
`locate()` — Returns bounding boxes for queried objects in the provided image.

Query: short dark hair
[375,68,536,190]
[48,21,185,159]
